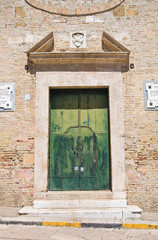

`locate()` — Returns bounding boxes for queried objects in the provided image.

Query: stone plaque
[144,81,158,111]
[0,83,15,111]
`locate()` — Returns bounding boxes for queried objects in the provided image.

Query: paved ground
[0,207,158,240]
[0,225,158,240]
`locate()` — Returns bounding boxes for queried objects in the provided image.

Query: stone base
[33,199,127,209]
[19,203,142,221]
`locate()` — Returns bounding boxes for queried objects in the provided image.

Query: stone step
[36,191,113,200]
[19,205,142,220]
[33,199,127,209]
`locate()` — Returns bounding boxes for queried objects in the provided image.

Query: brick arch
[25,0,125,16]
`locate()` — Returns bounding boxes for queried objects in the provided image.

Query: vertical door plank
[49,90,64,190]
[63,128,79,190]
[63,90,78,133]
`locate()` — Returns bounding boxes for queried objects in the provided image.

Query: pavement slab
[0,225,158,240]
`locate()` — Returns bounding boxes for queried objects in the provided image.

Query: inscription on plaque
[0,83,15,111]
[144,81,158,111]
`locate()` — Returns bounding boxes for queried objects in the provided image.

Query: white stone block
[122,205,142,219]
[33,199,127,209]
[25,34,34,43]
[24,94,31,101]
[85,16,94,22]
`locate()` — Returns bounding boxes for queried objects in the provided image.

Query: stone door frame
[34,71,126,201]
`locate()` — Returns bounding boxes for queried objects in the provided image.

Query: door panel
[78,127,97,190]
[63,92,78,133]
[49,89,110,191]
[63,128,79,190]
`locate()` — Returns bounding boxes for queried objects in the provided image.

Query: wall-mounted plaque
[143,81,158,111]
[0,83,15,112]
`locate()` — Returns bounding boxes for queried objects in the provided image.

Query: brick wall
[0,0,158,211]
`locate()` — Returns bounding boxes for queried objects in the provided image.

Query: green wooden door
[49,89,110,191]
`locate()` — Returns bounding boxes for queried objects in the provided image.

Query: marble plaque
[0,83,15,111]
[144,81,158,111]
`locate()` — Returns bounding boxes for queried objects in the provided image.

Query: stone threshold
[33,199,127,209]
[34,190,113,200]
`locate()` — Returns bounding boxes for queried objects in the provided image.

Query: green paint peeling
[49,89,110,191]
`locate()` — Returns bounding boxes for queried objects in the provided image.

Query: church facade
[0,0,158,215]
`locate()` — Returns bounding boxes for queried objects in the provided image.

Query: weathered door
[49,89,110,190]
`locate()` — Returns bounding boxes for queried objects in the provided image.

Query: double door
[49,89,110,190]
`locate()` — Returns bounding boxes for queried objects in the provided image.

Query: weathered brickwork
[0,0,158,211]
[25,0,124,16]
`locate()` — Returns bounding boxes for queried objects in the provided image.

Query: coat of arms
[72,33,85,48]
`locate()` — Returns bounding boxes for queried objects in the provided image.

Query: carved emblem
[25,0,125,16]
[70,32,86,48]
[72,33,84,48]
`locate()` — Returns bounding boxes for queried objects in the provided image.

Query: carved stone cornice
[26,31,130,73]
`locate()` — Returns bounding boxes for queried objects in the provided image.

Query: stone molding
[25,0,125,16]
[34,71,126,200]
[26,31,130,73]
